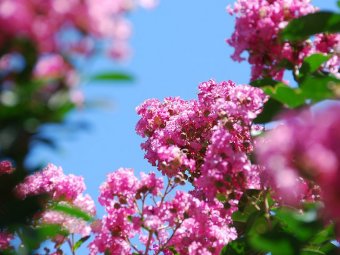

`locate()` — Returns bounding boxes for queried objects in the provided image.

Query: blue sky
[28,0,337,217]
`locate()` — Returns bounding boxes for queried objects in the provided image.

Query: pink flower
[15,164,95,239]
[166,191,237,255]
[0,160,14,175]
[136,79,267,203]
[256,105,340,221]
[34,54,71,80]
[16,164,85,201]
[0,0,153,59]
[195,126,261,210]
[139,172,163,195]
[227,0,339,81]
[0,231,13,250]
[90,168,237,255]
[99,168,139,208]
[42,209,92,237]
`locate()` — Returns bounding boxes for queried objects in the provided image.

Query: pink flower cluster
[0,231,13,250]
[0,160,13,175]
[34,54,73,81]
[33,54,83,106]
[314,34,340,78]
[256,105,340,228]
[16,164,85,201]
[136,80,267,207]
[90,168,236,255]
[0,0,156,58]
[16,164,96,238]
[0,0,158,111]
[227,0,339,80]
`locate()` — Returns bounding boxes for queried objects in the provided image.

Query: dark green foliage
[20,224,68,251]
[0,170,43,228]
[280,12,340,41]
[299,54,331,80]
[254,98,283,123]
[221,191,338,255]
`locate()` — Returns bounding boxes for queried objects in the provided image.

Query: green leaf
[1,249,17,255]
[220,238,246,255]
[21,224,68,250]
[310,224,335,245]
[254,98,283,123]
[250,78,282,88]
[274,208,321,242]
[238,189,262,213]
[168,246,180,255]
[36,224,68,238]
[73,236,91,252]
[281,12,340,41]
[301,248,326,255]
[337,0,340,9]
[52,203,93,222]
[300,75,340,102]
[232,211,250,223]
[249,230,298,255]
[262,85,305,108]
[299,54,331,78]
[277,59,295,70]
[319,242,339,254]
[91,72,134,82]
[232,190,264,235]
[216,193,227,202]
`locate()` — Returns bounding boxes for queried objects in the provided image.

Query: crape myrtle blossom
[136,80,267,209]
[16,164,96,238]
[0,0,157,59]
[33,54,84,107]
[314,33,340,78]
[16,164,85,201]
[0,231,13,251]
[227,0,339,81]
[89,168,236,255]
[0,160,14,175]
[0,0,158,114]
[256,105,340,233]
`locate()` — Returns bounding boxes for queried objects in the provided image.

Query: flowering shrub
[15,164,95,252]
[0,0,340,254]
[0,0,156,58]
[90,168,236,255]
[257,105,340,232]
[227,0,339,80]
[0,0,156,174]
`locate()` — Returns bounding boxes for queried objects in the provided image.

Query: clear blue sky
[28,0,336,218]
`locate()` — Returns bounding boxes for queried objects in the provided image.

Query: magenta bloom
[227,0,339,80]
[166,191,237,255]
[16,163,85,201]
[0,0,156,59]
[0,160,14,175]
[0,231,13,251]
[16,164,96,237]
[136,79,267,207]
[90,168,236,255]
[256,105,340,231]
